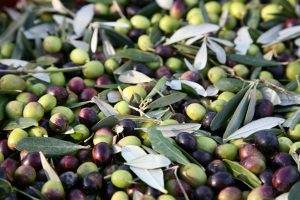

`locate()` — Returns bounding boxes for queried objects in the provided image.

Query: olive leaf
[150,23,163,44]
[92,115,119,131]
[274,89,300,106]
[244,85,257,125]
[73,4,94,36]
[289,181,300,200]
[283,110,300,129]
[66,100,92,109]
[224,117,285,141]
[257,24,283,45]
[118,70,153,84]
[91,96,118,117]
[155,0,173,10]
[234,27,253,55]
[39,152,61,182]
[199,0,210,23]
[210,86,249,131]
[3,118,38,131]
[101,29,116,59]
[121,145,167,193]
[146,109,170,119]
[90,27,98,53]
[36,56,58,66]
[148,126,190,165]
[146,123,201,137]
[261,87,282,106]
[147,92,186,109]
[104,28,134,48]
[145,76,168,100]
[223,159,261,189]
[115,49,161,63]
[214,78,245,93]
[16,137,89,156]
[0,178,12,199]
[125,154,171,169]
[0,95,10,121]
[227,54,282,67]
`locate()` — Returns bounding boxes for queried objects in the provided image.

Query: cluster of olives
[1,0,300,199]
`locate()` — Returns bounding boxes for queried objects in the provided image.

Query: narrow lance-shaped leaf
[257,24,282,44]
[283,109,300,129]
[51,0,73,15]
[275,89,300,106]
[145,76,167,100]
[288,181,300,200]
[224,117,285,141]
[3,118,38,131]
[73,4,94,36]
[261,87,282,106]
[119,70,153,84]
[101,29,116,59]
[91,96,118,117]
[39,152,61,182]
[91,27,98,53]
[148,126,190,165]
[125,154,171,169]
[115,49,161,63]
[150,123,201,137]
[0,179,12,199]
[194,40,207,70]
[147,92,187,109]
[155,0,173,10]
[207,39,226,64]
[244,85,257,125]
[166,80,207,96]
[223,87,251,139]
[234,27,253,55]
[227,54,282,67]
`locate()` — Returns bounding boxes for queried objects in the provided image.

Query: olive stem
[0,66,85,74]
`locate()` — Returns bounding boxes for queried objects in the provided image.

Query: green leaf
[3,118,38,131]
[210,86,249,131]
[150,23,163,44]
[148,126,190,165]
[0,178,12,199]
[16,137,89,157]
[92,115,119,131]
[273,0,296,17]
[147,92,187,109]
[115,49,161,63]
[214,78,245,93]
[0,89,22,95]
[227,54,282,67]
[223,88,251,139]
[223,159,261,189]
[260,18,285,30]
[244,86,257,125]
[0,95,10,121]
[104,28,134,48]
[283,109,300,129]
[246,7,261,29]
[199,0,210,23]
[91,96,118,117]
[146,76,168,100]
[289,181,300,200]
[66,101,92,109]
[137,2,160,17]
[36,56,58,66]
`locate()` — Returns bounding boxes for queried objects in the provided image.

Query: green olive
[117,136,142,147]
[289,142,300,154]
[104,58,119,74]
[205,1,221,15]
[51,106,75,123]
[77,162,99,178]
[122,85,147,101]
[83,79,96,87]
[71,124,90,141]
[233,64,249,78]
[111,191,129,200]
[160,119,179,126]
[114,101,131,115]
[83,61,104,79]
[23,102,45,121]
[230,139,247,149]
[43,36,62,53]
[159,15,180,33]
[185,103,206,121]
[158,194,176,200]
[138,35,153,51]
[111,170,133,189]
[95,3,109,15]
[208,66,227,84]
[259,71,273,80]
[278,137,293,152]
[247,44,261,56]
[0,74,26,91]
[196,136,218,154]
[210,99,226,112]
[288,124,300,141]
[28,126,48,137]
[70,48,90,65]
[1,42,14,58]
[261,4,282,21]
[230,2,247,19]
[179,163,207,187]
[0,153,4,165]
[151,13,162,24]
[8,128,28,150]
[47,66,66,86]
[130,15,150,30]
[218,91,235,102]
[215,143,238,160]
[286,60,300,81]
[114,18,131,35]
[30,83,47,97]
[38,94,57,112]
[166,57,183,72]
[5,100,24,119]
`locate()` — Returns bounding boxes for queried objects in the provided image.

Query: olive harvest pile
[2,0,300,199]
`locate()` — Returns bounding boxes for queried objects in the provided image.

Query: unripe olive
[159,15,180,33]
[114,18,131,35]
[247,44,261,56]
[71,124,90,141]
[261,4,282,22]
[95,3,109,15]
[114,100,131,115]
[93,128,114,145]
[166,57,183,72]
[28,126,48,137]
[160,119,179,126]
[185,103,206,121]
[1,42,14,58]
[43,36,62,53]
[151,13,162,24]
[215,144,238,160]
[41,180,65,200]
[38,94,57,112]
[278,137,293,152]
[208,66,227,84]
[111,170,133,188]
[70,48,90,65]
[77,162,99,178]
[138,35,153,51]
[233,64,249,78]
[218,91,235,102]
[8,128,28,150]
[16,92,38,103]
[0,74,26,91]
[118,136,142,147]
[179,163,207,187]
[157,194,176,200]
[23,102,45,121]
[130,15,150,30]
[47,66,66,86]
[259,71,273,80]
[122,85,147,101]
[31,83,48,97]
[5,100,24,119]
[196,136,218,154]
[230,2,247,19]
[83,61,104,79]
[51,106,75,124]
[111,191,129,200]
[0,153,3,165]
[14,165,36,186]
[205,1,221,15]
[104,58,119,74]
[286,60,300,80]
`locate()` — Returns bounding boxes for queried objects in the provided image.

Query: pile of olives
[1,0,300,200]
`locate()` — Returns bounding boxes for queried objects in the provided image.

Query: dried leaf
[207,39,226,64]
[126,154,171,169]
[194,40,207,70]
[73,4,94,36]
[119,70,153,84]
[257,24,283,44]
[91,96,118,117]
[91,28,98,53]
[224,117,285,141]
[166,23,219,45]
[39,152,60,182]
[155,0,173,10]
[234,27,253,55]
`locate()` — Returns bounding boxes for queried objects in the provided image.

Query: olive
[48,66,66,86]
[67,77,86,95]
[175,132,197,151]
[247,185,275,200]
[5,101,24,119]
[201,112,217,130]
[82,61,104,79]
[155,45,173,58]
[0,74,26,91]
[70,48,89,65]
[253,130,278,155]
[239,144,265,161]
[30,83,47,97]
[4,192,19,200]
[159,15,179,33]
[0,153,3,165]
[104,58,119,74]
[208,172,234,190]
[92,142,112,166]
[259,169,273,186]
[261,4,282,21]
[166,179,192,197]
[288,123,300,141]
[138,34,153,51]
[41,180,65,200]
[1,42,14,58]
[71,124,90,141]
[128,29,145,42]
[133,63,153,77]
[37,169,48,182]
[179,163,207,187]
[96,75,113,86]
[155,66,172,78]
[170,0,185,19]
[59,171,78,190]
[23,102,44,121]
[185,103,206,121]
[210,99,226,113]
[47,86,69,105]
[79,107,99,127]
[14,165,36,186]
[21,152,42,171]
[229,2,247,19]
[240,156,266,175]
[278,137,293,152]
[157,194,176,200]
[215,144,238,161]
[193,185,213,200]
[63,62,82,78]
[51,106,75,124]
[80,88,98,101]
[114,101,131,116]
[117,119,136,135]
[114,18,131,35]
[56,155,79,174]
[82,171,103,194]
[111,191,129,200]
[38,94,57,112]
[272,152,293,168]
[145,186,162,198]
[49,113,69,133]
[130,15,150,30]
[93,127,114,145]
[1,158,19,181]
[43,36,62,53]
[122,85,147,101]
[23,181,44,198]
[67,189,86,200]
[171,113,186,123]
[0,166,8,180]
[180,71,200,82]
[192,150,213,167]
[218,91,235,102]
[118,136,142,147]
[111,170,133,189]
[196,136,218,154]
[125,5,140,17]
[7,128,28,150]
[76,162,98,178]
[272,165,300,192]
[0,139,11,157]
[218,186,242,200]
[207,67,227,84]
[16,92,38,103]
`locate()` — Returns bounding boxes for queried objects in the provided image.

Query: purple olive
[82,171,103,194]
[206,160,227,175]
[171,113,186,123]
[92,142,112,166]
[21,152,42,171]
[67,189,86,200]
[175,132,197,151]
[1,158,19,181]
[255,99,273,118]
[96,75,113,86]
[253,130,278,155]
[59,171,79,190]
[80,88,97,101]
[0,139,11,157]
[247,185,275,200]
[240,156,266,175]
[56,155,79,174]
[79,107,99,127]
[155,45,174,58]
[239,144,265,161]
[166,179,192,198]
[193,185,213,200]
[218,186,243,200]
[125,5,140,17]
[192,150,213,167]
[68,77,86,95]
[180,71,200,82]
[133,63,154,77]
[128,29,145,42]
[47,86,69,105]
[201,112,217,130]
[117,119,136,136]
[208,172,234,190]
[259,169,273,186]
[155,66,172,78]
[272,152,294,168]
[272,165,300,192]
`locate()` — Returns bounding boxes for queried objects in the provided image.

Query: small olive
[278,137,293,152]
[159,15,180,33]
[229,2,247,19]
[137,35,153,51]
[43,36,62,53]
[122,85,147,101]
[93,127,114,145]
[207,66,227,84]
[83,60,104,79]
[5,100,24,119]
[51,106,75,124]
[0,74,26,91]
[8,128,28,150]
[23,102,45,121]
[28,126,48,137]
[205,1,221,15]
[179,163,207,187]
[215,144,238,161]
[114,101,131,115]
[41,180,65,200]
[16,92,38,103]
[288,124,300,141]
[233,64,249,78]
[47,66,66,86]
[286,60,300,80]
[14,165,36,186]
[185,103,206,121]
[210,99,226,112]
[118,136,142,147]
[157,194,176,200]
[71,124,90,141]
[111,191,129,200]
[130,15,150,30]
[38,94,57,112]
[111,170,133,189]
[1,42,14,58]
[70,48,90,65]
[166,57,183,72]
[114,18,131,35]
[261,4,282,22]
[49,113,69,133]
[196,136,218,154]
[77,162,99,178]
[104,58,119,74]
